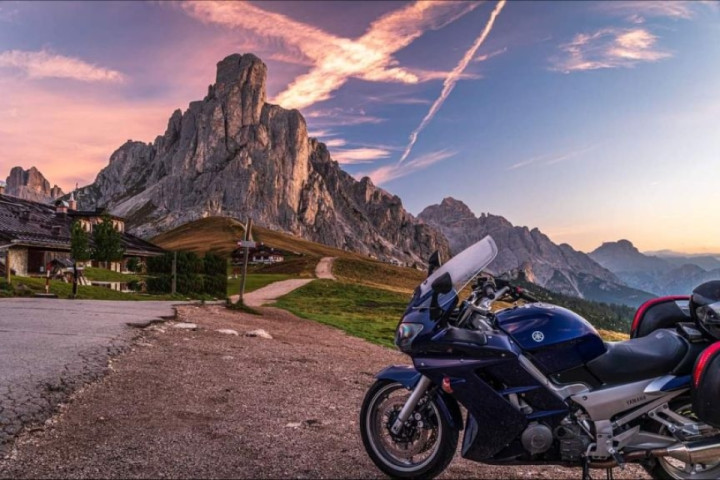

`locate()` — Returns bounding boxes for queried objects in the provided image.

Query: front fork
[390,375,433,434]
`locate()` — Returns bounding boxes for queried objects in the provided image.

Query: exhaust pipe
[588,437,720,469]
[661,437,720,465]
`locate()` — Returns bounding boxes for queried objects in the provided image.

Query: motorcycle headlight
[395,323,424,349]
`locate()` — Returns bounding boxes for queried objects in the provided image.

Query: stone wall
[8,247,28,277]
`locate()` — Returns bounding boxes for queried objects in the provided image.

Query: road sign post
[238,218,253,304]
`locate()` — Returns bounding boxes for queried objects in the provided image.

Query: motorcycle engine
[554,423,591,462]
[521,422,554,455]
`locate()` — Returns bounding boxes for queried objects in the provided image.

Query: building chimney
[68,192,77,211]
[55,200,68,215]
[0,181,5,195]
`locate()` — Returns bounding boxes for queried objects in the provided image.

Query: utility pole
[238,218,254,304]
[171,251,177,295]
[5,251,11,285]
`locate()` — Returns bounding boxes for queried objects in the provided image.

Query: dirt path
[239,279,313,307]
[0,305,647,479]
[315,256,336,280]
[229,256,335,307]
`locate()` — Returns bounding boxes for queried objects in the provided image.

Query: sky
[0,1,718,254]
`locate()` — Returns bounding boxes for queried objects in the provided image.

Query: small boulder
[217,329,239,336]
[245,329,272,339]
[173,322,197,330]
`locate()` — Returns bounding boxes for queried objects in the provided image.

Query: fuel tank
[496,303,606,374]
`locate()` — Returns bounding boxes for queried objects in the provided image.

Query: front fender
[375,365,463,430]
[376,365,422,388]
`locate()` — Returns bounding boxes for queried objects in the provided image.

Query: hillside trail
[231,256,336,307]
[315,256,336,280]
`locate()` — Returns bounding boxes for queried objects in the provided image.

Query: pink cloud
[181,1,481,110]
[332,147,392,165]
[357,149,456,185]
[0,77,172,191]
[0,49,125,82]
[553,28,671,73]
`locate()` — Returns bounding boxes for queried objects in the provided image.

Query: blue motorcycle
[360,236,720,479]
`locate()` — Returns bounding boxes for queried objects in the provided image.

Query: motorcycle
[360,235,720,479]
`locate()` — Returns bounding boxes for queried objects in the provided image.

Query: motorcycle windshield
[413,235,498,309]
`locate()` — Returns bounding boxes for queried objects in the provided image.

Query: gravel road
[0,304,647,479]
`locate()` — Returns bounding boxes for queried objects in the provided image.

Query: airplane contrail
[399,0,507,164]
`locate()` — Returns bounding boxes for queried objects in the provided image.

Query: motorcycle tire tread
[360,379,459,479]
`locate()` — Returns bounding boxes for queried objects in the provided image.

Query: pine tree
[92,213,125,267]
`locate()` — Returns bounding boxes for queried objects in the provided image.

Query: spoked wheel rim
[658,403,720,479]
[365,382,443,473]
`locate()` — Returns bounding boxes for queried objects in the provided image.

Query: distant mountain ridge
[589,239,720,296]
[66,53,449,265]
[3,166,64,203]
[418,197,653,307]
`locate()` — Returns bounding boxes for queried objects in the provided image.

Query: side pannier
[692,342,720,428]
[631,296,691,339]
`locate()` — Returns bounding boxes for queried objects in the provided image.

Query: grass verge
[83,267,142,282]
[275,280,408,349]
[3,276,186,301]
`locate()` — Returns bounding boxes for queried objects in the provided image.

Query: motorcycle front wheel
[360,379,458,479]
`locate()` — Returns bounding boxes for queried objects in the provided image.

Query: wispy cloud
[358,149,456,185]
[399,0,506,164]
[597,1,698,20]
[305,108,386,127]
[475,47,507,63]
[182,1,480,110]
[508,145,598,170]
[552,28,671,73]
[333,147,392,165]
[323,138,347,148]
[0,49,125,82]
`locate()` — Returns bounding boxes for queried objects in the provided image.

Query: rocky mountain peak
[417,198,652,307]
[596,239,639,254]
[70,52,449,265]
[4,166,64,203]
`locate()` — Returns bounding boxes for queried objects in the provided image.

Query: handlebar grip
[515,287,538,302]
[483,285,496,300]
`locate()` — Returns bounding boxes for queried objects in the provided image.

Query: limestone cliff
[74,53,449,264]
[4,167,64,203]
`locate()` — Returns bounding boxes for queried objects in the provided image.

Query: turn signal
[442,376,453,394]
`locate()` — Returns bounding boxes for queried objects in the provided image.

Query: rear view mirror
[430,272,452,321]
[428,251,441,276]
[431,272,452,294]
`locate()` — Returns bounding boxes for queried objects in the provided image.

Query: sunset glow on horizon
[0,1,718,254]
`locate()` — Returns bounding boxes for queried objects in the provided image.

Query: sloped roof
[0,193,164,255]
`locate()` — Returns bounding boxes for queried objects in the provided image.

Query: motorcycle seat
[586,329,688,386]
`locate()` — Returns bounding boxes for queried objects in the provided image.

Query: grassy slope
[275,280,409,349]
[150,216,632,345]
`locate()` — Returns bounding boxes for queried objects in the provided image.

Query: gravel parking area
[0,304,647,479]
[0,299,184,455]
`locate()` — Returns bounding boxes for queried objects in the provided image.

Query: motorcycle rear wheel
[643,400,720,479]
[360,379,458,479]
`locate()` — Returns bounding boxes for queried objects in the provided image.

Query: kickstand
[582,459,593,480]
[606,468,614,480]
